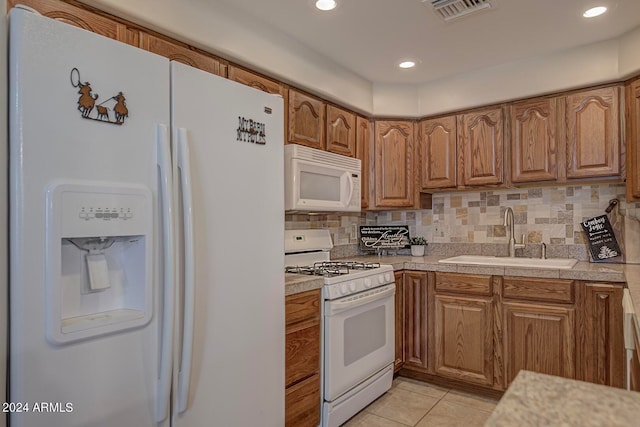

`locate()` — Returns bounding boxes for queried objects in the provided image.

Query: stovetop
[284,261,382,278]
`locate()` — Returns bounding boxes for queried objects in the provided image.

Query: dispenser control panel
[78,207,134,221]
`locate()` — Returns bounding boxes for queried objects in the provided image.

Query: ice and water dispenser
[46,181,153,344]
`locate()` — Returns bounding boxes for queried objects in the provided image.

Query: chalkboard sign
[580,215,622,261]
[359,226,410,251]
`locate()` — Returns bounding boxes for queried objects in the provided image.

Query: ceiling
[213,0,640,85]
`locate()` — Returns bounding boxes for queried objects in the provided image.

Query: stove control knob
[364,278,372,288]
[349,282,357,292]
[377,275,384,285]
[340,284,348,295]
[384,273,392,282]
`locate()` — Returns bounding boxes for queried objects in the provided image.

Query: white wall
[620,26,640,78]
[79,0,374,114]
[1,1,8,425]
[414,39,621,117]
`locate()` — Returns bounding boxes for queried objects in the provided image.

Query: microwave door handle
[346,173,354,206]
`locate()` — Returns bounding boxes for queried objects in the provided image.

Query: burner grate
[285,261,381,277]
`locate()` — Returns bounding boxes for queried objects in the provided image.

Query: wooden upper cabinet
[326,105,356,157]
[510,98,558,183]
[139,32,227,77]
[374,121,415,208]
[356,116,372,209]
[566,86,621,178]
[418,116,457,189]
[627,78,640,200]
[8,0,133,43]
[228,65,284,96]
[288,89,325,150]
[458,107,504,186]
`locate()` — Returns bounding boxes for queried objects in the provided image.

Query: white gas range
[285,229,396,427]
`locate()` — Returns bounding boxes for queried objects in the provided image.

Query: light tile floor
[342,377,499,427]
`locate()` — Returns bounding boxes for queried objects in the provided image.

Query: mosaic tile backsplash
[285,184,640,259]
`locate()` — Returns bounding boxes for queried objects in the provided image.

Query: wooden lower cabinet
[394,271,404,372]
[285,290,321,427]
[398,272,625,393]
[577,283,624,388]
[503,302,575,385]
[403,271,428,370]
[433,293,494,386]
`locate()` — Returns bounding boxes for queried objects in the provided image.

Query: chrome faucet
[503,207,525,257]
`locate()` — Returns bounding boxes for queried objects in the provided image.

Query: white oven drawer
[324,284,395,401]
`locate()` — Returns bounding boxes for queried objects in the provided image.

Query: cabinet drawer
[286,290,320,327]
[503,277,574,304]
[435,272,492,296]
[285,319,320,387]
[285,373,321,427]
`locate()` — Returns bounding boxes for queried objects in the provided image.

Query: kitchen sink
[438,255,578,269]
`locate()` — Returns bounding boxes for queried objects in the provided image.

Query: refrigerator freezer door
[170,62,285,426]
[9,9,170,427]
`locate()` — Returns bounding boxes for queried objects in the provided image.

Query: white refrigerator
[8,8,284,427]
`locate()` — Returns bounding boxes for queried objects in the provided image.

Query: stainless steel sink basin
[438,255,578,269]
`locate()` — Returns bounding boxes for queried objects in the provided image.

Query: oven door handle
[326,284,395,316]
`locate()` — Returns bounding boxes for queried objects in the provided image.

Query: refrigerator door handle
[177,128,196,413]
[156,123,175,422]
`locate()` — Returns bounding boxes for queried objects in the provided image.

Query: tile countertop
[485,370,640,427]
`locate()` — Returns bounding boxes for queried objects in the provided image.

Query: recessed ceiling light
[315,0,336,11]
[399,61,416,69]
[583,6,607,18]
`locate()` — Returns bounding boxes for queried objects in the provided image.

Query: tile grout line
[411,389,452,426]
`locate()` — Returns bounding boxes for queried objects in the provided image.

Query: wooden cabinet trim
[418,116,457,189]
[288,89,326,150]
[374,120,415,208]
[403,271,428,370]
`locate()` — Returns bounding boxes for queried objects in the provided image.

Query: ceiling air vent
[426,0,493,22]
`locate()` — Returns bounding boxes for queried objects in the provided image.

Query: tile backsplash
[285,184,640,256]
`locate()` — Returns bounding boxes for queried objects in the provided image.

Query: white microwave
[285,144,361,212]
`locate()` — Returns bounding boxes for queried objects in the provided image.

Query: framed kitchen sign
[359,226,410,251]
[580,215,622,262]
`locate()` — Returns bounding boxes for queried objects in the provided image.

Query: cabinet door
[458,107,504,186]
[503,302,575,385]
[326,105,356,157]
[394,271,404,372]
[627,79,640,199]
[374,121,415,208]
[418,116,457,189]
[356,116,371,209]
[510,98,558,183]
[8,0,133,43]
[288,89,325,150]
[403,271,427,370]
[433,294,493,386]
[566,86,620,178]
[578,283,624,387]
[139,32,227,76]
[228,65,285,96]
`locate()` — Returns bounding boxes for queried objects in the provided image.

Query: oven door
[324,283,395,401]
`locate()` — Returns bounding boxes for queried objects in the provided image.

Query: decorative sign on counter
[359,226,410,251]
[580,215,622,261]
